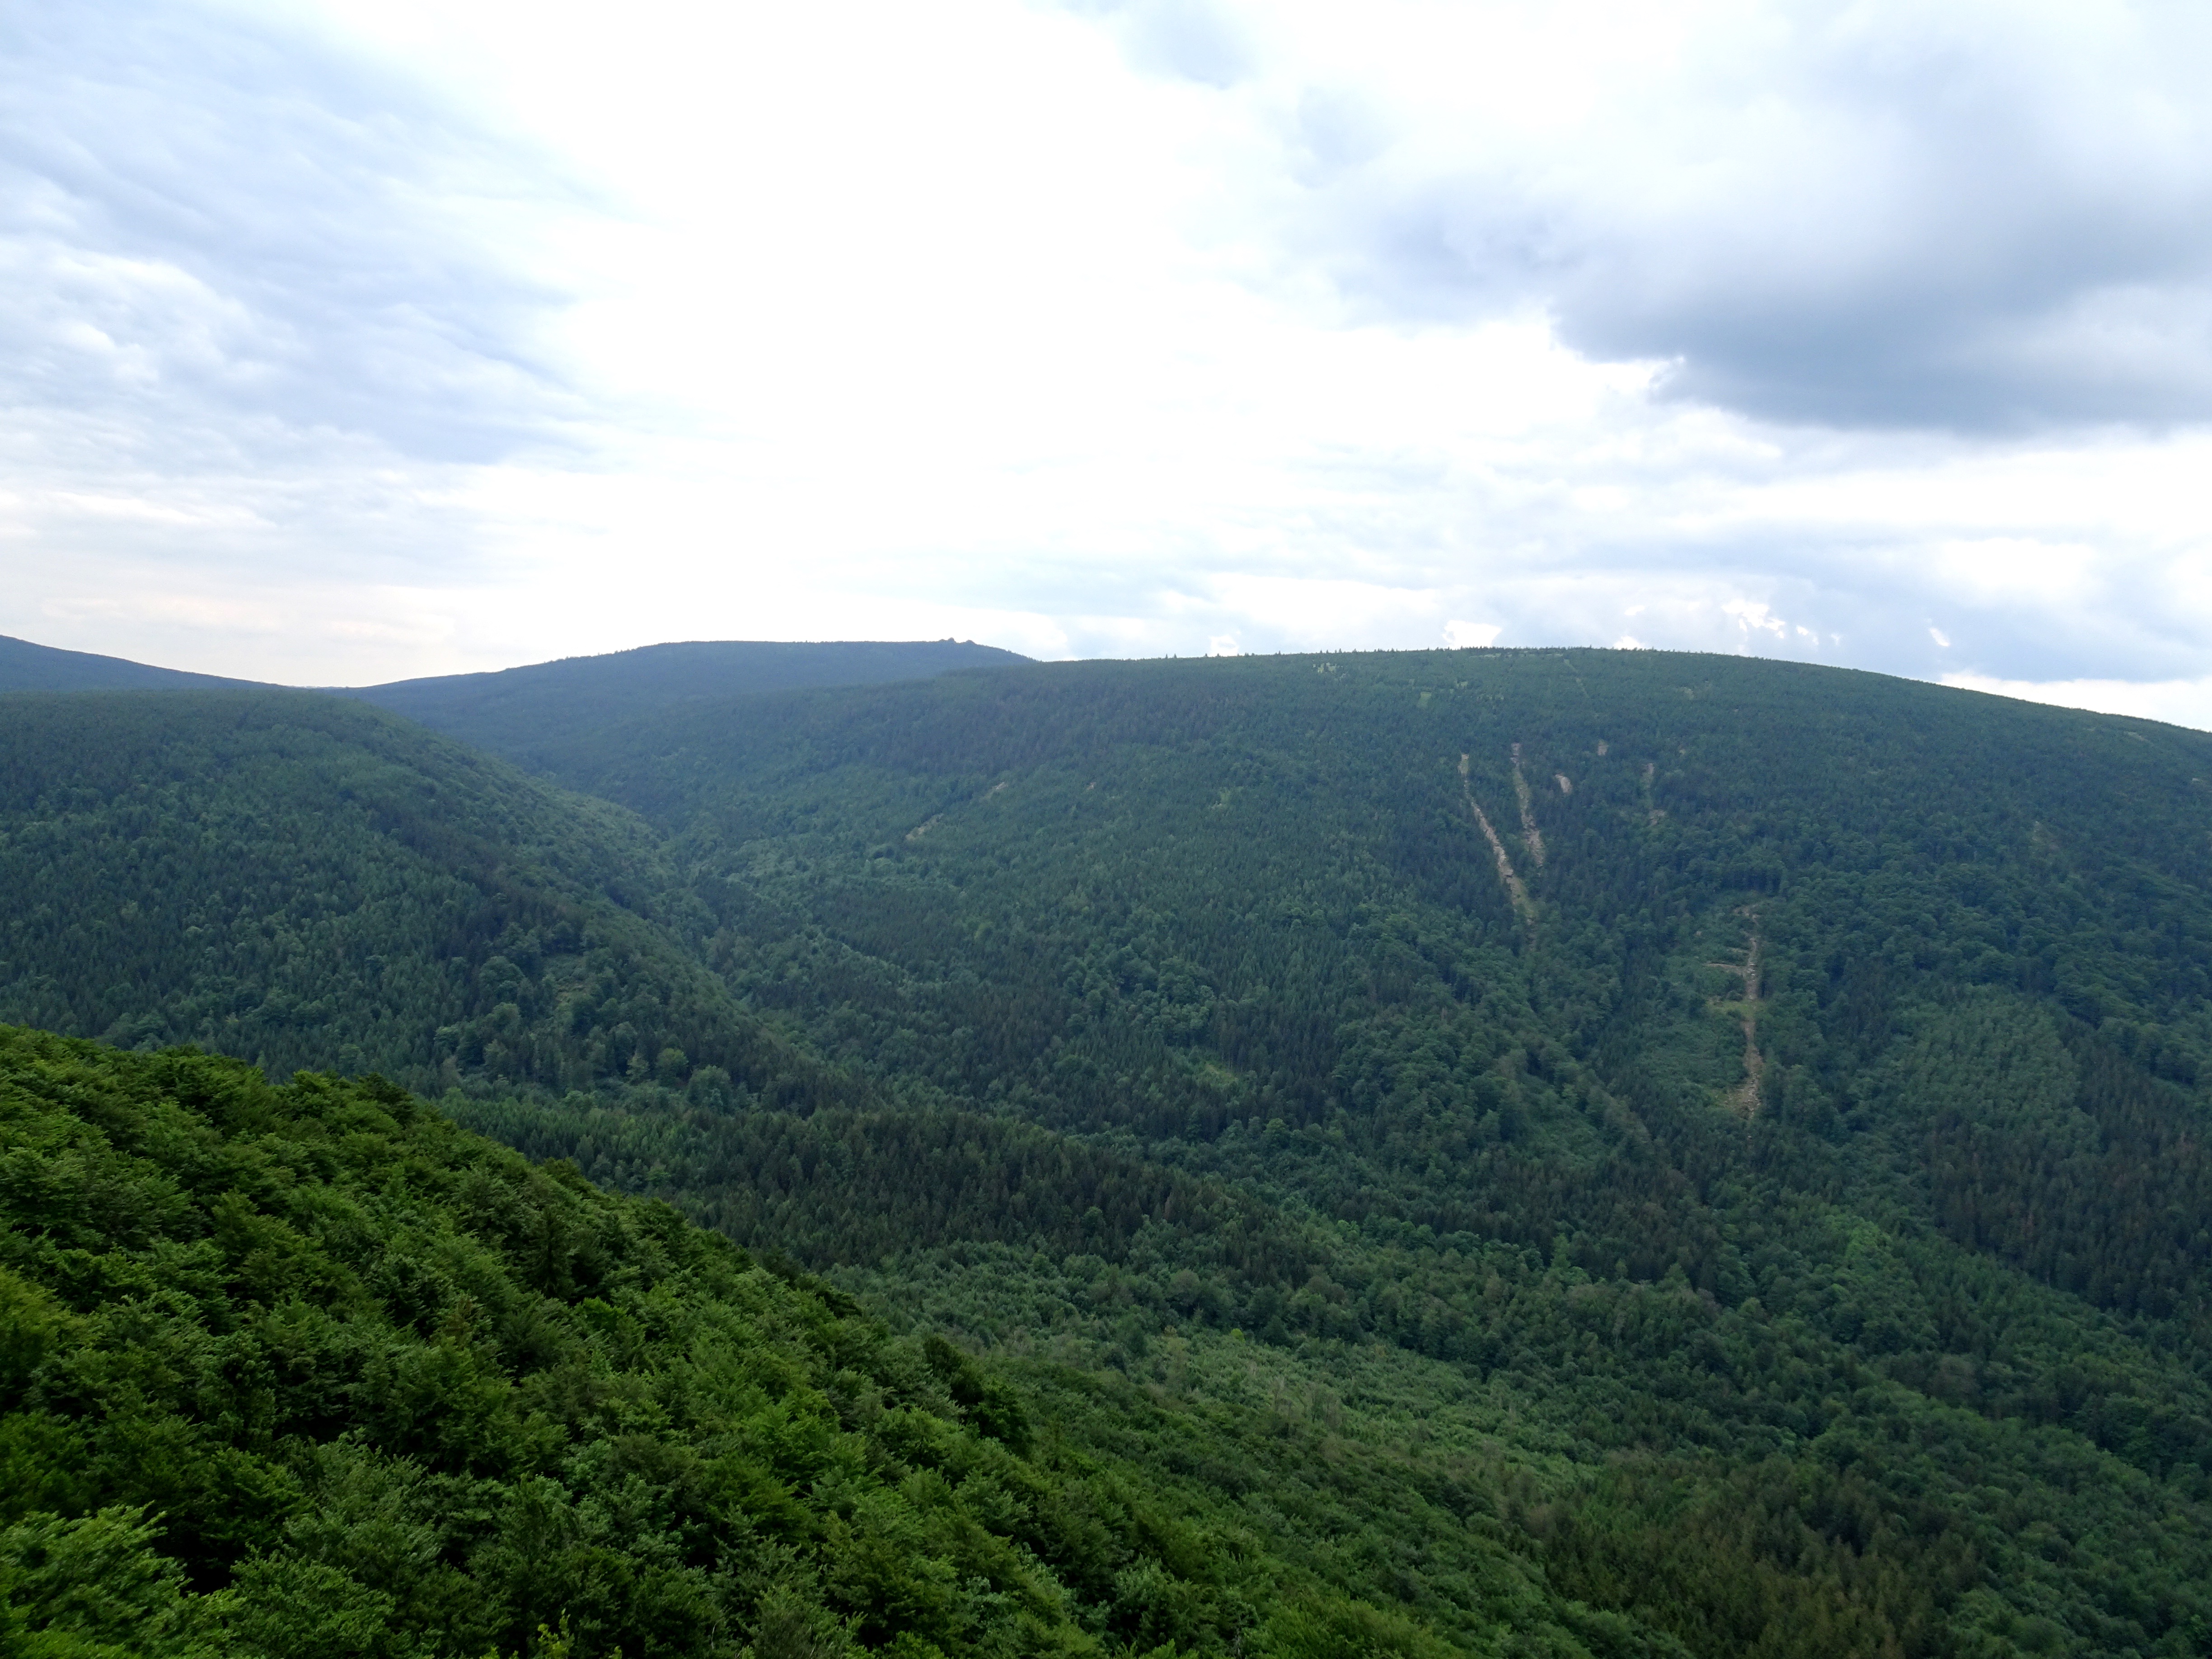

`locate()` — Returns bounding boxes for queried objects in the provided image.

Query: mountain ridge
[0,633,268,693]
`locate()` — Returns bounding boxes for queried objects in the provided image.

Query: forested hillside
[0,1025,1692,1657]
[0,692,841,1112]
[346,639,1029,766]
[7,649,2212,1655]
[502,648,2212,1657]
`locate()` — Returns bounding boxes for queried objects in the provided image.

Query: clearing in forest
[1509,743,1547,867]
[1461,753,1534,923]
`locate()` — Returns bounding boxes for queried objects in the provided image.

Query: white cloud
[1723,599,1787,637]
[1943,673,2212,732]
[1443,620,1502,648]
[1930,626,1952,647]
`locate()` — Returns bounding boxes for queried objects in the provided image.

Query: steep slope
[0,633,264,693]
[0,690,838,1109]
[343,639,1030,767]
[500,647,2212,1656]
[0,1024,1682,1658]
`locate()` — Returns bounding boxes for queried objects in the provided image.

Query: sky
[4,0,2212,722]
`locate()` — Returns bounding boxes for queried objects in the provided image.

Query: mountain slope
[495,647,2212,1656]
[343,639,1030,767]
[0,690,839,1109]
[0,633,264,693]
[0,1023,1687,1659]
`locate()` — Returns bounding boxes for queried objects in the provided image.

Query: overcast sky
[5,0,2211,721]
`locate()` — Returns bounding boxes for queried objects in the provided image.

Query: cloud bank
[1176,0,2212,431]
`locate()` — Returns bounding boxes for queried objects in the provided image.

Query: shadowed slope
[0,689,843,1110]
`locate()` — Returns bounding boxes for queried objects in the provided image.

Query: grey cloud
[1067,0,1254,88]
[1289,2,2212,431]
[0,1,584,466]
[1289,89,1393,181]
[1130,0,1253,88]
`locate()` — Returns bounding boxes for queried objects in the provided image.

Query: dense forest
[9,1026,1640,1656]
[6,646,2212,1655]
[0,692,847,1113]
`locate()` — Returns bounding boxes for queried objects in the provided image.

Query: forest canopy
[5,647,2212,1656]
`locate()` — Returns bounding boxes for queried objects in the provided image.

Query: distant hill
[0,632,265,692]
[0,631,1031,756]
[343,638,1031,764]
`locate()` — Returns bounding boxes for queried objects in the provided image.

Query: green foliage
[0,1506,223,1658]
[0,1024,1616,1657]
[487,647,2212,1655]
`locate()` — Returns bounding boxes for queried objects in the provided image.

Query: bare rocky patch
[1461,753,1534,924]
[1509,743,1547,867]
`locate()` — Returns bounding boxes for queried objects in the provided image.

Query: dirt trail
[1706,908,1764,1115]
[1461,754,1535,923]
[1508,744,1547,867]
[910,778,1012,839]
